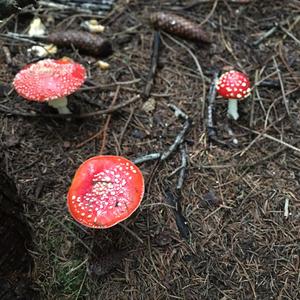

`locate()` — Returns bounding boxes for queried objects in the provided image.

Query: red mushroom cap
[13,58,86,102]
[216,70,251,100]
[67,156,145,229]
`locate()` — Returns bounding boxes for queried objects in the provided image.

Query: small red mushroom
[67,156,144,229]
[13,58,86,114]
[216,70,251,120]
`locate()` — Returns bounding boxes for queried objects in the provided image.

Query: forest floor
[0,0,300,299]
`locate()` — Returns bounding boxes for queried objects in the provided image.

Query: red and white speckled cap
[67,156,145,229]
[13,58,86,102]
[216,70,251,100]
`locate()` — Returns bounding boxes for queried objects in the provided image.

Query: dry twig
[142,31,161,99]
[99,86,120,154]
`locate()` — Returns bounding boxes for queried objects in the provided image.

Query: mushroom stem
[227,99,239,120]
[48,96,71,114]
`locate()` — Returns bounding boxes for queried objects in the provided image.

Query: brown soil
[0,0,299,299]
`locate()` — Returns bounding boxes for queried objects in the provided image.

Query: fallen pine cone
[150,12,211,44]
[47,30,113,57]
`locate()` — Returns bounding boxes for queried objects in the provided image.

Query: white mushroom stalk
[227,99,239,120]
[47,97,71,114]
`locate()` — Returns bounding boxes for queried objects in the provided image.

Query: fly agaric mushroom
[216,70,251,120]
[67,156,144,229]
[13,58,86,114]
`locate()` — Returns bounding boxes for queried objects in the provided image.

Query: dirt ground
[0,0,300,299]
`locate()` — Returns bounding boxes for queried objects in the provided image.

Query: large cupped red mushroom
[67,156,144,229]
[216,70,251,120]
[13,58,86,114]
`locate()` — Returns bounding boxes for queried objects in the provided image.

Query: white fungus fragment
[28,17,46,37]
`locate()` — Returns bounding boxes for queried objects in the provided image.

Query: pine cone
[47,30,113,57]
[150,12,211,44]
